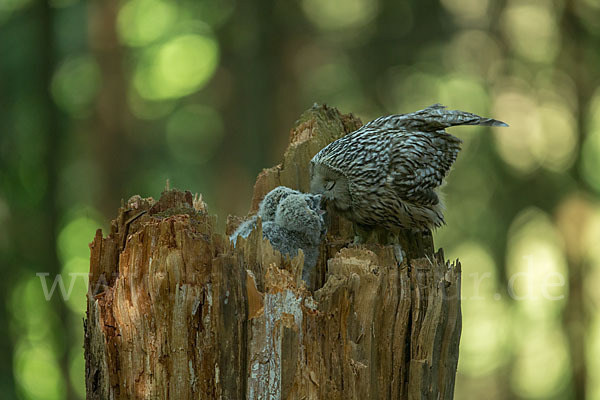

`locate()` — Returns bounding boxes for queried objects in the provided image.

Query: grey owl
[310,104,507,236]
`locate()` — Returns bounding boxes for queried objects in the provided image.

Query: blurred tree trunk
[84,106,462,399]
[560,1,596,398]
[38,1,77,398]
[88,0,132,218]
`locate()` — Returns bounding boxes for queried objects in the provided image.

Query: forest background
[1,0,599,398]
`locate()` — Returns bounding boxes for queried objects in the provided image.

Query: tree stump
[84,105,462,399]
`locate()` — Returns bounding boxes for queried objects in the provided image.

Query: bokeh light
[117,0,178,47]
[0,0,31,12]
[14,342,66,400]
[510,326,570,398]
[493,80,578,175]
[10,276,66,399]
[57,212,102,314]
[382,66,440,112]
[60,257,88,314]
[0,0,32,23]
[492,85,541,173]
[555,193,596,264]
[535,101,577,172]
[9,277,61,345]
[581,87,600,193]
[555,193,600,397]
[442,30,501,80]
[133,33,219,100]
[580,204,600,303]
[301,0,379,31]
[505,208,570,397]
[502,1,560,64]
[57,214,101,265]
[453,242,509,375]
[51,55,101,118]
[127,87,176,120]
[589,317,600,400]
[506,208,568,316]
[438,74,489,116]
[440,0,489,23]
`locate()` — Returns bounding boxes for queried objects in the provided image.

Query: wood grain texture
[85,105,462,399]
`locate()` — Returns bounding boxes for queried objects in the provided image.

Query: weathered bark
[85,105,462,399]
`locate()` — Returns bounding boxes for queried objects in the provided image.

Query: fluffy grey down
[230,186,326,282]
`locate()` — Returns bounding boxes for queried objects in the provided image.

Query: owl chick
[310,104,507,238]
[230,186,326,281]
[230,186,299,245]
[258,185,297,222]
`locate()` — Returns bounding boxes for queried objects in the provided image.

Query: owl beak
[314,194,325,209]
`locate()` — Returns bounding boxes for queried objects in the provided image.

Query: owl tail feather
[412,103,508,129]
[370,103,508,131]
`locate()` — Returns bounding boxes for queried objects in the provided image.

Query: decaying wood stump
[85,105,462,399]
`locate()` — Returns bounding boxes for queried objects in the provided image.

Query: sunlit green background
[1,0,599,398]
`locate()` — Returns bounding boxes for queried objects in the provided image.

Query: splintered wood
[85,105,462,400]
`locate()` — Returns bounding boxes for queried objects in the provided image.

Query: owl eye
[325,181,336,191]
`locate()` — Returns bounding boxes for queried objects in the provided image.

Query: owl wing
[388,129,462,206]
[366,104,508,131]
